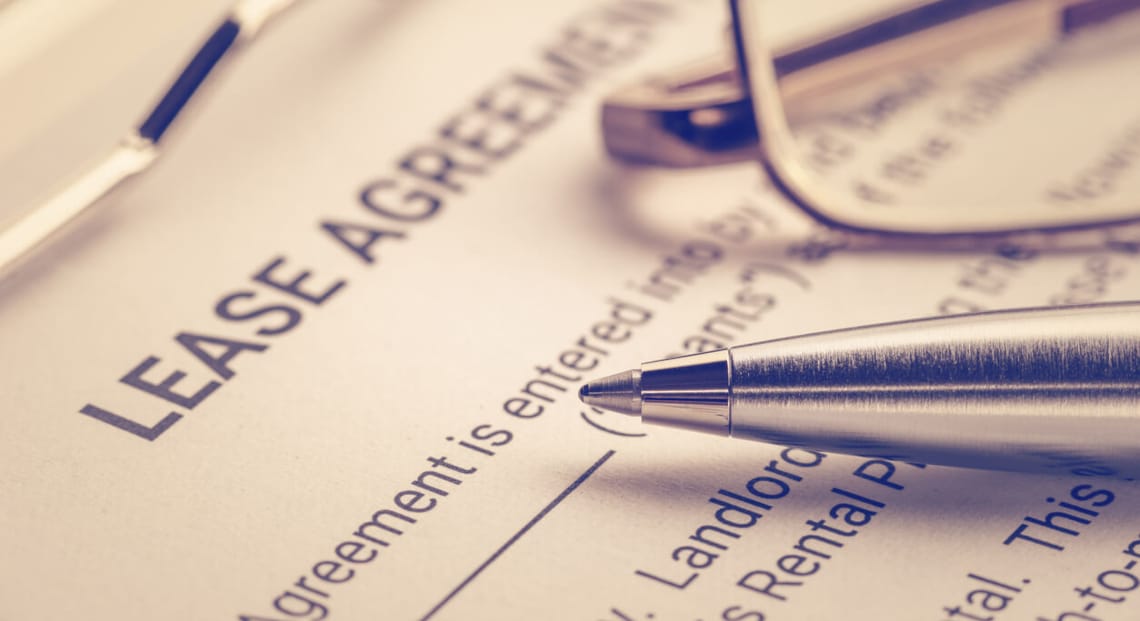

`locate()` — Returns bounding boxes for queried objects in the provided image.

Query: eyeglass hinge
[601,53,759,168]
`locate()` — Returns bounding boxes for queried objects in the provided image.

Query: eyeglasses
[2,0,1139,280]
[603,0,1140,236]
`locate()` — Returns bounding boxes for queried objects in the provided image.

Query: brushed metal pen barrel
[579,302,1140,476]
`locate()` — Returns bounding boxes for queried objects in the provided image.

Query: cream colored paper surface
[2,1,1140,620]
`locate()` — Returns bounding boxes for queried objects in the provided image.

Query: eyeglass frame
[602,0,1140,236]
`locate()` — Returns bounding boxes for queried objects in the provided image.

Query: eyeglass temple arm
[0,0,300,281]
[602,0,1140,167]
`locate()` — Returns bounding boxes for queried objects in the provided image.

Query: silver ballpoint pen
[579,302,1140,477]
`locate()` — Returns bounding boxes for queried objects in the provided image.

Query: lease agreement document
[3,1,1140,619]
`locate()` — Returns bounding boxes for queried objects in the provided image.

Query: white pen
[579,301,1140,477]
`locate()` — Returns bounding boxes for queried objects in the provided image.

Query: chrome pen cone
[578,370,642,416]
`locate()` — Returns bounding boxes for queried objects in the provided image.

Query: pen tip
[578,369,642,416]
